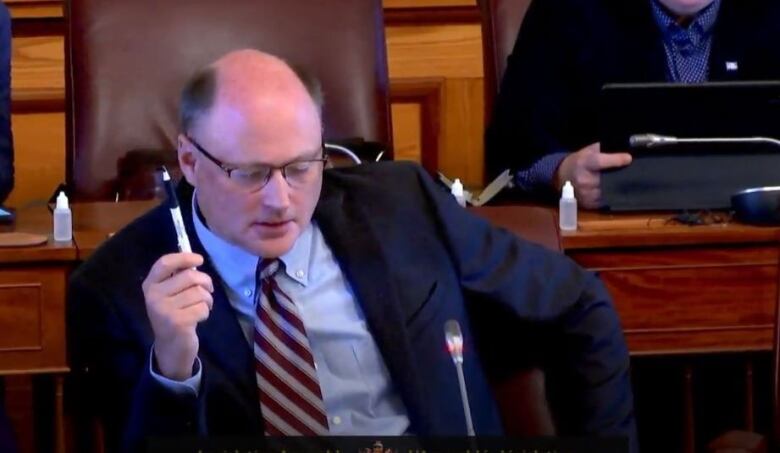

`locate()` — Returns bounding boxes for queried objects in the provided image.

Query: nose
[260,169,291,212]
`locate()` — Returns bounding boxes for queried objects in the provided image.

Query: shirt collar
[191,190,314,288]
[652,0,720,45]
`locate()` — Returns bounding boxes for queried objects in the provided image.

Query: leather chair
[477,1,555,437]
[478,0,533,120]
[65,0,392,200]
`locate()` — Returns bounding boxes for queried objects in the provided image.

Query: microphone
[629,133,780,225]
[444,320,475,437]
[629,133,780,149]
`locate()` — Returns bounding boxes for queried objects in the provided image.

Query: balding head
[177,49,327,258]
[180,49,322,135]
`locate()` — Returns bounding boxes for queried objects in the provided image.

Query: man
[68,49,636,452]
[485,0,780,208]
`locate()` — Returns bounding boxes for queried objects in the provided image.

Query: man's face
[657,0,715,17]
[178,79,324,258]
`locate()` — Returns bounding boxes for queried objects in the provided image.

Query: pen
[161,167,192,254]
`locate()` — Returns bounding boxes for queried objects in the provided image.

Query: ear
[177,134,198,187]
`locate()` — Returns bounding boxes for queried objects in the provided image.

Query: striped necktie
[253,258,330,435]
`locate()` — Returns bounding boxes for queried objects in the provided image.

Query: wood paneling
[386,23,485,188]
[390,78,443,173]
[5,0,62,19]
[8,112,66,207]
[391,103,422,163]
[0,267,68,375]
[4,1,489,205]
[11,35,64,105]
[386,24,482,79]
[440,78,484,187]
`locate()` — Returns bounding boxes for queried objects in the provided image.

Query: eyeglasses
[186,135,328,191]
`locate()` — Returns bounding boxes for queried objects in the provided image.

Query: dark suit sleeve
[0,3,13,203]
[68,272,204,453]
[411,166,637,451]
[484,0,582,186]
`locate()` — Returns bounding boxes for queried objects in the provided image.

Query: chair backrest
[479,0,533,118]
[66,0,392,200]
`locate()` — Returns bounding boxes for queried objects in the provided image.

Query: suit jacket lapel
[177,182,261,420]
[313,176,437,434]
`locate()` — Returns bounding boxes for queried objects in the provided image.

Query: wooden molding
[384,5,481,26]
[12,94,64,114]
[390,78,444,173]
[4,1,483,27]
[6,0,62,21]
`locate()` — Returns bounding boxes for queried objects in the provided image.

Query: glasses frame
[185,135,328,190]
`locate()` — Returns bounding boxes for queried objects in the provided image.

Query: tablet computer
[600,81,780,211]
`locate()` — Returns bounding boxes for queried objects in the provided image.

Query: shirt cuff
[149,347,202,396]
[514,152,569,192]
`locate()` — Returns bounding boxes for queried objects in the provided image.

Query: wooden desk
[0,202,154,453]
[562,211,780,356]
[0,205,78,453]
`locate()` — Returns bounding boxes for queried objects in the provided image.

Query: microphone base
[731,187,780,225]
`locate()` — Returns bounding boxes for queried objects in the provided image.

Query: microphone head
[444,319,464,363]
[629,133,676,148]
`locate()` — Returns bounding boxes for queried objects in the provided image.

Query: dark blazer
[68,162,636,452]
[485,0,780,190]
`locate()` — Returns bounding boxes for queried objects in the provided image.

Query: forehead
[197,88,322,164]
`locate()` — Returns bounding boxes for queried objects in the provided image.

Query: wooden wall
[3,0,487,209]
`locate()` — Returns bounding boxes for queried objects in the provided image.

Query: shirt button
[295,270,305,278]
[332,416,342,425]
[244,289,253,297]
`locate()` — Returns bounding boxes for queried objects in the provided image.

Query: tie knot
[257,258,281,281]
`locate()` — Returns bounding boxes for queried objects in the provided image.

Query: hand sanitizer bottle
[559,181,577,231]
[451,178,467,207]
[53,191,72,242]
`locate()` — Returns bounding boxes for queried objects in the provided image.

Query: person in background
[485,0,780,209]
[0,2,13,204]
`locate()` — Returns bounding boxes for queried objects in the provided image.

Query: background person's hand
[554,142,632,209]
[142,253,214,381]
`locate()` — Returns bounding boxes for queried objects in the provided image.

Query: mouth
[259,220,291,228]
[252,220,294,237]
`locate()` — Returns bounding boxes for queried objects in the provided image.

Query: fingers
[596,152,633,170]
[156,268,214,299]
[144,253,204,286]
[143,253,215,314]
[180,299,211,324]
[166,284,214,311]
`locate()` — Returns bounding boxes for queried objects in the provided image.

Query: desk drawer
[570,245,778,355]
[0,266,68,374]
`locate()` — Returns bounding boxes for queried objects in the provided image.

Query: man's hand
[142,253,214,381]
[554,142,632,209]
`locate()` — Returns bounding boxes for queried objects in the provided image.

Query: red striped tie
[254,259,330,436]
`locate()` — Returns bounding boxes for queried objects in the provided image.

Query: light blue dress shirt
[150,192,410,435]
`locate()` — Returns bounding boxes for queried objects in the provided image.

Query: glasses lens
[231,167,271,190]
